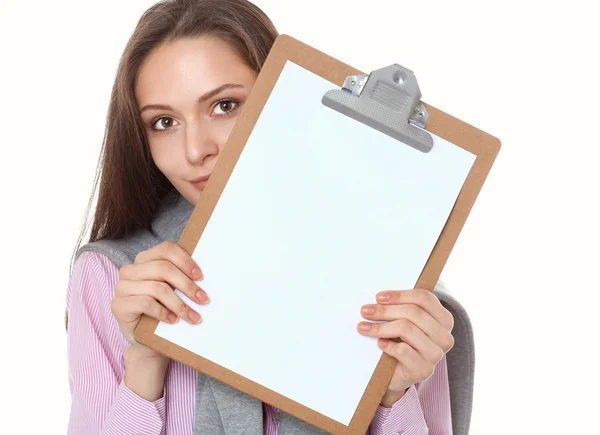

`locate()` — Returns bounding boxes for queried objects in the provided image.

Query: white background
[1,0,598,433]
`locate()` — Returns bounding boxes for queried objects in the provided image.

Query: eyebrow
[140,83,244,113]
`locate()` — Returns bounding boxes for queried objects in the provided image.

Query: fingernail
[377,292,391,302]
[167,313,178,323]
[358,323,371,331]
[378,339,389,349]
[188,309,201,323]
[192,267,203,280]
[361,305,375,315]
[196,290,209,303]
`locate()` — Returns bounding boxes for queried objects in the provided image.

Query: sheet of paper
[155,61,476,425]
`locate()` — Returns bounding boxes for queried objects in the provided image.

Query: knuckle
[422,365,435,380]
[159,240,170,252]
[154,281,173,298]
[177,301,188,316]
[395,342,411,358]
[405,304,421,320]
[141,295,154,311]
[114,281,124,296]
[124,264,139,280]
[187,280,198,295]
[134,251,146,264]
[118,264,130,279]
[162,240,177,256]
[397,318,414,334]
[390,291,403,303]
[110,297,119,315]
[366,322,378,334]
[415,288,431,304]
[445,310,455,330]
[161,282,174,297]
[157,260,174,277]
[158,305,169,320]
[149,281,166,296]
[443,333,455,352]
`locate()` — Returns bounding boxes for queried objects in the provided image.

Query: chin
[173,183,201,206]
[186,190,202,206]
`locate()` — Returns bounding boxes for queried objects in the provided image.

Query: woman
[66,0,455,433]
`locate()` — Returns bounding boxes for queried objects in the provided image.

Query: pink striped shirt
[66,250,452,434]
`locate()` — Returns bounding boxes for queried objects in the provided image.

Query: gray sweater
[76,189,474,434]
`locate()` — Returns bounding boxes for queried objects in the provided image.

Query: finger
[375,289,453,330]
[360,303,454,352]
[118,280,202,324]
[379,340,435,382]
[134,241,203,281]
[112,294,178,325]
[120,260,209,305]
[358,318,444,364]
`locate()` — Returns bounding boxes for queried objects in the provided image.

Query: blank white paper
[155,61,476,425]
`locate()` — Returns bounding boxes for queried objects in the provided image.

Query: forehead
[135,37,256,106]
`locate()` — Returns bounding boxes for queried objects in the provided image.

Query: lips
[191,175,210,189]
[191,175,210,183]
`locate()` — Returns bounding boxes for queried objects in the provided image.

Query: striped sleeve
[367,354,452,435]
[66,250,166,435]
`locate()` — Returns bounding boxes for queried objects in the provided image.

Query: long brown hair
[72,0,278,265]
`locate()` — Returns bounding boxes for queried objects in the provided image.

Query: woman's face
[136,36,257,205]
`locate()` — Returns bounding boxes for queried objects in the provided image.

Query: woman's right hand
[111,240,210,351]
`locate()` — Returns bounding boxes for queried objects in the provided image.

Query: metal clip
[322,64,433,153]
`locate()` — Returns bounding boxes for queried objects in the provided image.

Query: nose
[185,120,220,165]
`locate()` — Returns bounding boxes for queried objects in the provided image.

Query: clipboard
[135,34,500,434]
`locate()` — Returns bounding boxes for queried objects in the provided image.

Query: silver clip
[322,64,433,153]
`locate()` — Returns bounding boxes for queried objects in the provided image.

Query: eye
[152,117,179,131]
[212,99,239,116]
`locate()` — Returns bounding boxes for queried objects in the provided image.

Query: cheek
[148,139,182,177]
[216,117,239,149]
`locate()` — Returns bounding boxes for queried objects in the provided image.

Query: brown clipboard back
[135,34,501,434]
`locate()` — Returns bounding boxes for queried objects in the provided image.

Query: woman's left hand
[357,288,455,403]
